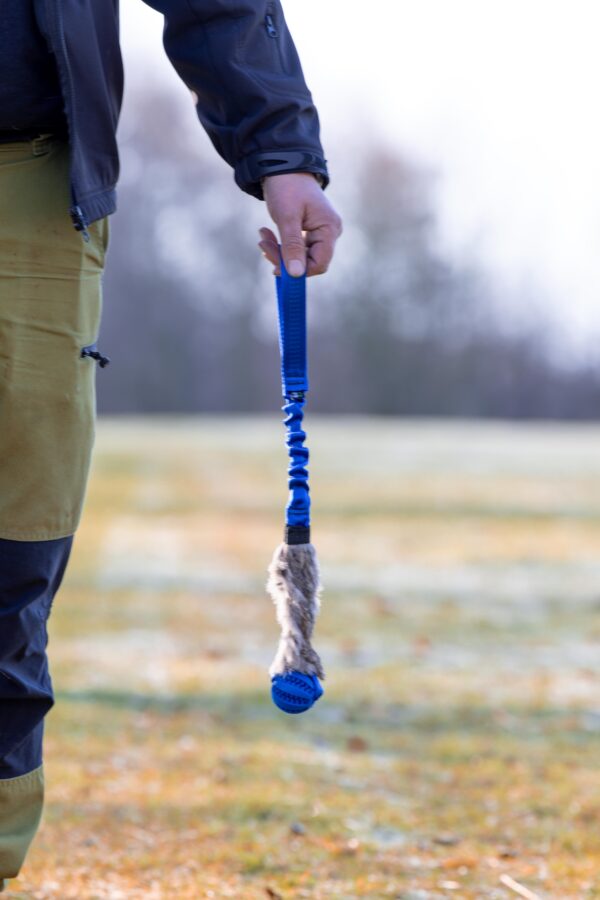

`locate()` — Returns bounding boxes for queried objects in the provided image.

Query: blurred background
[30,3,600,898]
[95,0,600,419]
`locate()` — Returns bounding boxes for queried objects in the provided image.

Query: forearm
[141,0,329,198]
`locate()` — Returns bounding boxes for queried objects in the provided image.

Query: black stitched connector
[285,524,310,545]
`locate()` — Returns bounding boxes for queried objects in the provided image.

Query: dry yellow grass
[6,417,600,899]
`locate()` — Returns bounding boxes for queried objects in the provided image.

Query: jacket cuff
[235,149,329,200]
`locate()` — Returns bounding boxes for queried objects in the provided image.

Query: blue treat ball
[271,671,324,714]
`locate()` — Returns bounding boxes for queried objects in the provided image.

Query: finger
[257,227,281,275]
[258,241,281,275]
[305,223,338,277]
[278,215,307,278]
[259,226,279,248]
[258,240,279,266]
[258,228,279,257]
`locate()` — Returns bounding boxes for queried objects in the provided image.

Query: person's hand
[258,172,342,277]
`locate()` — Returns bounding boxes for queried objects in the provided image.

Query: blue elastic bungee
[282,396,309,529]
[275,250,310,538]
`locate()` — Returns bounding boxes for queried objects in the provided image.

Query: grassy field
[7,417,600,899]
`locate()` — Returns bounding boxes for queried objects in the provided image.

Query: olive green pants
[0,133,109,885]
[0,767,44,886]
[0,133,109,541]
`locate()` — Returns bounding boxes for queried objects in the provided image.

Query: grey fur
[266,542,325,680]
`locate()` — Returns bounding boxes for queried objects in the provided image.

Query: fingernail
[287,259,305,277]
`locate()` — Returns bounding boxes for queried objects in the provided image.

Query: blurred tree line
[98,85,600,419]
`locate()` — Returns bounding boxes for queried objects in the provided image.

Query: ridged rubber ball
[271,671,324,713]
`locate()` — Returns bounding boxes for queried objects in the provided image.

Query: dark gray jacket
[35,0,329,240]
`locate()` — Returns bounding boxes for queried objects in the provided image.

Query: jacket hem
[78,188,117,227]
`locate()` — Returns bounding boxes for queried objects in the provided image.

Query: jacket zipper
[265,7,278,38]
[69,204,90,242]
[43,0,90,242]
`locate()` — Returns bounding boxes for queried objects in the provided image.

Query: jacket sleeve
[140,0,330,199]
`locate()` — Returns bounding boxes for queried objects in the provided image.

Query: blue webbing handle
[274,248,310,534]
[275,249,309,396]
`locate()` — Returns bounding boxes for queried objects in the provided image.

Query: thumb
[279,218,306,278]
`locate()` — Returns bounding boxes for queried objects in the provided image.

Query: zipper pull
[265,13,277,37]
[81,344,111,368]
[96,352,110,368]
[69,204,91,243]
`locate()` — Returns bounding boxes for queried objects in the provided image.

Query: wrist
[261,171,326,190]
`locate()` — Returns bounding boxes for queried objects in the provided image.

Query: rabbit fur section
[266,542,325,680]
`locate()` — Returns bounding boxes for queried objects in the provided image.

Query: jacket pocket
[88,215,110,264]
[235,2,292,75]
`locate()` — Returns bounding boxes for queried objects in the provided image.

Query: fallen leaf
[265,888,283,900]
[440,855,479,870]
[346,736,369,752]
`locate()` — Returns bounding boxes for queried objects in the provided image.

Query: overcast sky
[121,1,600,353]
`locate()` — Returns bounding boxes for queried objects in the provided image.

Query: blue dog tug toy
[266,247,325,714]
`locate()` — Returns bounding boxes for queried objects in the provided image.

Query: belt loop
[31,133,54,157]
